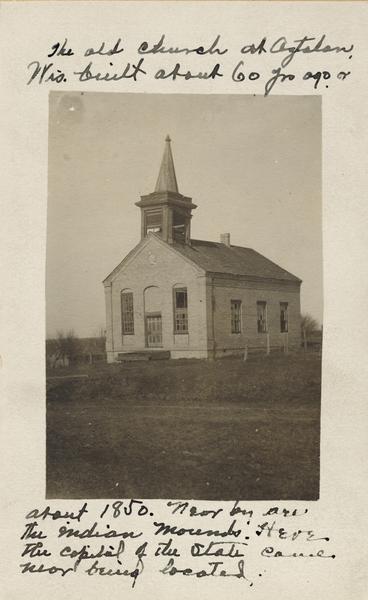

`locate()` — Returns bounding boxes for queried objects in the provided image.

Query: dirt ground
[46,352,321,500]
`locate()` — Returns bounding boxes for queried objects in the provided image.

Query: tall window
[231,300,242,334]
[257,301,267,333]
[280,302,289,333]
[121,291,134,335]
[174,287,188,333]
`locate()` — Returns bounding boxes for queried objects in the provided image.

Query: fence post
[266,332,270,355]
[243,344,248,361]
[284,332,289,354]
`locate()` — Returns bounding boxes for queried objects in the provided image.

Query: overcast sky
[47,92,322,338]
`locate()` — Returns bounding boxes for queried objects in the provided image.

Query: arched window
[121,290,134,335]
[143,285,161,313]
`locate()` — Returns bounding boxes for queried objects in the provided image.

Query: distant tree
[89,326,106,353]
[301,314,319,350]
[56,329,80,364]
[96,325,106,341]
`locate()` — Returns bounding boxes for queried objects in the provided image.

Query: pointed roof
[155,135,179,193]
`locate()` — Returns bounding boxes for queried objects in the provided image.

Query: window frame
[231,299,242,334]
[257,300,268,334]
[172,209,188,243]
[144,209,163,237]
[121,291,135,335]
[280,302,289,333]
[173,287,188,334]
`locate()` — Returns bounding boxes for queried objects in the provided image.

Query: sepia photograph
[46,92,322,500]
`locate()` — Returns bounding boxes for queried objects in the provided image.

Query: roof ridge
[191,238,252,250]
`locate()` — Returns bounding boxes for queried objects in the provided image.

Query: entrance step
[117,350,171,362]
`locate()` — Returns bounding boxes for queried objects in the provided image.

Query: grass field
[46,352,321,500]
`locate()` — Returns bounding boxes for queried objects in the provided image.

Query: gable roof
[103,233,204,285]
[103,234,301,285]
[172,239,301,283]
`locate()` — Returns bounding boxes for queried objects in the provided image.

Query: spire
[155,134,179,193]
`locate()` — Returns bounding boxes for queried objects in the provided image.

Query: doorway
[146,313,162,348]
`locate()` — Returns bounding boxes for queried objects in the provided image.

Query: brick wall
[104,236,209,361]
[104,236,302,362]
[206,275,301,358]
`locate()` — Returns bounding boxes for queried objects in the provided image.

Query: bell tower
[135,135,197,244]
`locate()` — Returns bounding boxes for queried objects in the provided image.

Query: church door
[146,314,162,348]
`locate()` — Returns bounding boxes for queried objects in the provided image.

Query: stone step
[117,351,171,362]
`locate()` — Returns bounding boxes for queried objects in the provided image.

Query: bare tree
[56,329,80,364]
[301,314,319,350]
[90,326,106,353]
[93,325,106,341]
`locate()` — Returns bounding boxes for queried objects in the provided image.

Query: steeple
[135,136,197,245]
[155,135,179,193]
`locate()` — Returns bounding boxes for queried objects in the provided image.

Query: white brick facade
[104,235,301,362]
[104,236,208,361]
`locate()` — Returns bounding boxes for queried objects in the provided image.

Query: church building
[103,136,302,361]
